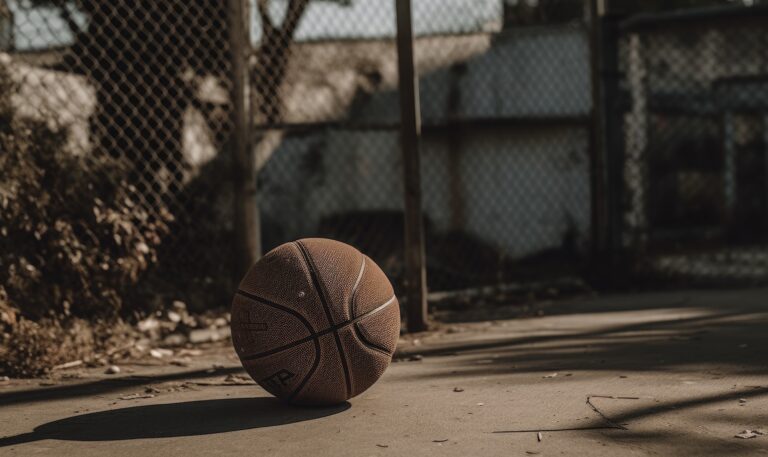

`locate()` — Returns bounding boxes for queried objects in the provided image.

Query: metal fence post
[395,0,428,332]
[589,0,625,278]
[230,0,260,280]
[589,0,609,265]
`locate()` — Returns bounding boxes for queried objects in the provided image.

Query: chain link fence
[2,0,235,313]
[4,0,768,321]
[259,0,593,294]
[617,6,768,285]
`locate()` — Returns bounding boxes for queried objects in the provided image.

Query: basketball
[230,238,401,406]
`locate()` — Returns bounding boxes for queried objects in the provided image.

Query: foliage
[0,63,169,322]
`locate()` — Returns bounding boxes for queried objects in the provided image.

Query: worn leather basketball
[231,238,400,406]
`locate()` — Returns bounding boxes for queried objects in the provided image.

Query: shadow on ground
[0,367,246,408]
[409,289,768,377]
[405,289,768,455]
[0,398,349,446]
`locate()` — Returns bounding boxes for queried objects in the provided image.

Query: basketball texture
[231,238,400,406]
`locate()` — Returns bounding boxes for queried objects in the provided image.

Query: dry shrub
[0,317,137,377]
[0,318,93,377]
[0,61,168,376]
[0,63,169,321]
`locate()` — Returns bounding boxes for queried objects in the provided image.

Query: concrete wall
[261,25,592,258]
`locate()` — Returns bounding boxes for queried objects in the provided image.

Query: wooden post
[395,0,428,332]
[230,0,260,280]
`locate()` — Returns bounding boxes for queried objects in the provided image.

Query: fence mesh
[3,1,235,311]
[618,9,768,285]
[259,1,593,293]
[4,0,768,319]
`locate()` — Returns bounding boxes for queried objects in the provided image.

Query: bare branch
[281,0,310,39]
[256,0,275,35]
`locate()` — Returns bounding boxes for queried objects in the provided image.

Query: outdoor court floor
[1,288,767,456]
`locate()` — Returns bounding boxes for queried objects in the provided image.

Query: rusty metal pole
[395,0,428,332]
[230,0,260,280]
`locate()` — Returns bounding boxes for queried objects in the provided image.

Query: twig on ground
[492,395,639,434]
[52,360,83,370]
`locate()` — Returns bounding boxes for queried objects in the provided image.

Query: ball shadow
[0,397,350,446]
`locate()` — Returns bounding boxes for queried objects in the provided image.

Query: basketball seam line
[353,323,392,356]
[234,289,317,334]
[349,255,391,356]
[350,255,366,319]
[233,289,322,403]
[287,337,321,404]
[294,241,353,400]
[236,293,396,361]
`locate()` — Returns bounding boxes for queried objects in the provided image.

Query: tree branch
[256,0,275,35]
[281,0,310,38]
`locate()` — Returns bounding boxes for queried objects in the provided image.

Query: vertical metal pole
[230,0,260,280]
[588,0,609,263]
[603,10,625,268]
[723,111,737,220]
[589,0,624,276]
[395,0,428,332]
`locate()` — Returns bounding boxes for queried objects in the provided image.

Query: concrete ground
[1,288,767,456]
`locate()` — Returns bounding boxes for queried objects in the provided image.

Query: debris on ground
[189,327,231,344]
[163,333,187,346]
[453,387,464,392]
[376,444,389,448]
[432,439,448,443]
[0,376,10,383]
[734,429,765,439]
[537,432,543,442]
[170,358,191,367]
[408,354,423,362]
[105,365,121,374]
[223,374,253,385]
[543,373,558,378]
[149,348,174,359]
[119,393,155,400]
[52,360,83,371]
[185,374,254,387]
